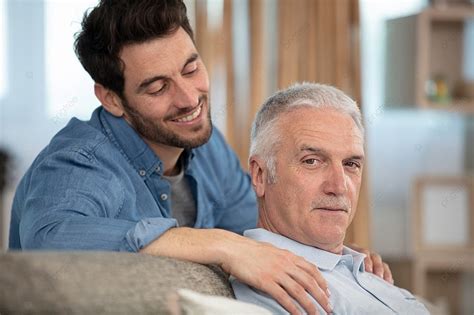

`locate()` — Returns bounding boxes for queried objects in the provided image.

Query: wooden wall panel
[194,0,210,73]
[278,0,300,88]
[306,0,318,82]
[246,0,266,165]
[223,0,236,150]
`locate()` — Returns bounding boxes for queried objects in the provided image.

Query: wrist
[209,229,255,273]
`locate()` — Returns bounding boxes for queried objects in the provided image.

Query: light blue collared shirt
[231,229,429,315]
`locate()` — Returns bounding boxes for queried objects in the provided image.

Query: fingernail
[327,302,333,313]
[326,288,331,297]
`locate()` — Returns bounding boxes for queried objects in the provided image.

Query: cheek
[196,67,210,91]
[138,96,174,118]
[265,184,298,221]
[347,176,362,213]
[346,173,361,193]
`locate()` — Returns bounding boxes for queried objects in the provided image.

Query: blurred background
[0,0,473,314]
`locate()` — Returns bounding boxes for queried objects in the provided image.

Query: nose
[322,164,348,196]
[173,77,199,109]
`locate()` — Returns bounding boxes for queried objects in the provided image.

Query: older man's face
[256,107,364,253]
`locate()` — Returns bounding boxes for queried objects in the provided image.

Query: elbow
[19,219,62,250]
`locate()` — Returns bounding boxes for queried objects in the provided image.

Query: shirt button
[156,166,161,173]
[139,170,146,176]
[160,193,168,201]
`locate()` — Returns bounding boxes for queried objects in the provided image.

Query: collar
[244,228,366,272]
[98,107,195,178]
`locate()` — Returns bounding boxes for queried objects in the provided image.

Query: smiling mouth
[172,104,203,123]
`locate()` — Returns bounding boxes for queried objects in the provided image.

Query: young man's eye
[183,62,198,75]
[149,82,168,95]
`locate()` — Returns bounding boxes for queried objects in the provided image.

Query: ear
[249,156,267,198]
[94,83,125,117]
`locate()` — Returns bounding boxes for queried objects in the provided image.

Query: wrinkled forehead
[275,106,365,155]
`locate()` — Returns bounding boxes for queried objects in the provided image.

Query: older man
[232,83,429,314]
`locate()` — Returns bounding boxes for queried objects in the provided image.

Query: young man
[10,1,390,314]
[233,83,427,314]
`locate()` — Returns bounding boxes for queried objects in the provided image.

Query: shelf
[414,248,474,271]
[422,99,474,113]
[385,7,474,114]
[424,6,474,20]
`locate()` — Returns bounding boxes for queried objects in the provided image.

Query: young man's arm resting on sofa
[140,227,331,315]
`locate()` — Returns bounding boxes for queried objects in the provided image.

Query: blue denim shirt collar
[98,108,194,178]
[244,228,366,272]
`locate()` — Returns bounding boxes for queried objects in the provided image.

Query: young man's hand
[347,243,394,284]
[221,237,332,315]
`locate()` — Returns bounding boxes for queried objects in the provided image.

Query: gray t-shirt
[163,166,196,227]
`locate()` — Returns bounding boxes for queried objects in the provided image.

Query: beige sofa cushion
[0,251,233,314]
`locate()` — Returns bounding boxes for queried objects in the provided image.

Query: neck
[144,140,184,176]
[324,243,344,255]
[257,206,344,255]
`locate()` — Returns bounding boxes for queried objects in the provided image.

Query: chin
[313,232,345,249]
[177,125,213,149]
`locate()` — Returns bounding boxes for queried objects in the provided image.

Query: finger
[363,251,373,273]
[288,267,332,314]
[262,282,304,315]
[371,253,384,278]
[278,275,320,315]
[382,262,394,284]
[296,259,329,296]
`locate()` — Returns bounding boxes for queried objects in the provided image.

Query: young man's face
[118,27,211,149]
[257,107,365,254]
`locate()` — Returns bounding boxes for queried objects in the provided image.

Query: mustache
[165,95,208,120]
[311,196,350,212]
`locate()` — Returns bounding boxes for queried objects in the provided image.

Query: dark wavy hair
[74,0,193,98]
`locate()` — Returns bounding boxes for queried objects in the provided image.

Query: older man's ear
[249,157,267,198]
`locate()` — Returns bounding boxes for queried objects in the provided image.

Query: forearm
[139,227,245,267]
[20,213,176,252]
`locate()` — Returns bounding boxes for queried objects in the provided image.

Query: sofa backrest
[0,251,234,314]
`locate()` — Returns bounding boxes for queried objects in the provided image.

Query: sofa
[0,251,448,314]
[0,251,237,314]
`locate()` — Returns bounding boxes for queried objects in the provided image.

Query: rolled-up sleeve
[122,217,177,252]
[14,147,177,251]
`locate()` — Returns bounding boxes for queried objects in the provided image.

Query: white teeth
[175,105,202,122]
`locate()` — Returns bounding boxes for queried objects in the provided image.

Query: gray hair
[249,82,364,182]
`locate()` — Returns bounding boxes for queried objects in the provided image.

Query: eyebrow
[135,53,200,94]
[298,145,365,161]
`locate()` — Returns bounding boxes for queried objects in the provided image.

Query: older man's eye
[345,161,361,169]
[303,159,318,165]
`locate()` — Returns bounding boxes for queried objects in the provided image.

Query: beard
[121,95,213,150]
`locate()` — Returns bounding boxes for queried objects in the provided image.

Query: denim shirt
[9,107,257,251]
